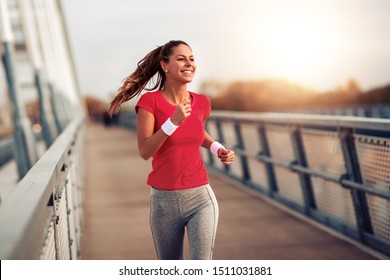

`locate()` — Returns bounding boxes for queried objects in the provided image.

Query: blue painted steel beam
[1,42,38,179]
[35,70,57,147]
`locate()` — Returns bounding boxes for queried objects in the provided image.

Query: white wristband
[210,141,224,155]
[161,118,178,136]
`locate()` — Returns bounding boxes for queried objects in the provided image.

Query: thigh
[186,186,219,260]
[150,191,185,260]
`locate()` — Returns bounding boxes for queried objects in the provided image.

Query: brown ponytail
[108,40,190,116]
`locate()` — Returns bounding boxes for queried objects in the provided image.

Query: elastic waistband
[150,184,210,198]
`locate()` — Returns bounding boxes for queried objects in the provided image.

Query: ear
[160,61,169,73]
[160,60,166,70]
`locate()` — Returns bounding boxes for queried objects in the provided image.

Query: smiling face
[161,44,196,85]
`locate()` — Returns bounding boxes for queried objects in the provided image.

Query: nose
[184,58,193,67]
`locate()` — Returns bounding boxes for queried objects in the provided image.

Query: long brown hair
[108,40,190,116]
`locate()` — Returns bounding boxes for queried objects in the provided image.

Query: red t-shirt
[135,90,211,190]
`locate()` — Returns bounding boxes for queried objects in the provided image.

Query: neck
[161,83,190,104]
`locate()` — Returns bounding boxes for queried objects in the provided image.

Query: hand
[170,99,191,125]
[217,148,235,165]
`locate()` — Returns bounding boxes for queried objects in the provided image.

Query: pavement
[81,122,381,260]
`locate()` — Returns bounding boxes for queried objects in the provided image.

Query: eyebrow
[176,54,194,58]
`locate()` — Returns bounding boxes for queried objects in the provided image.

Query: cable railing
[0,113,85,259]
[204,111,390,257]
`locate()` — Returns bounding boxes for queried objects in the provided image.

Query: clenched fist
[218,148,235,165]
[170,99,191,125]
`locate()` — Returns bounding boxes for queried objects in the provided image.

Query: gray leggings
[150,184,219,260]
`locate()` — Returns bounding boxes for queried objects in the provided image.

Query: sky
[61,0,390,101]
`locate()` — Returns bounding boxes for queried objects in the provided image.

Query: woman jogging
[108,40,235,260]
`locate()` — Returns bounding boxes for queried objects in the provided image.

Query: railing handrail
[210,111,390,131]
[0,113,85,259]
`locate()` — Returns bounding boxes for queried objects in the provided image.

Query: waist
[150,184,211,197]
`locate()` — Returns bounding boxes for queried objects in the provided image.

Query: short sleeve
[203,95,211,121]
[135,92,155,114]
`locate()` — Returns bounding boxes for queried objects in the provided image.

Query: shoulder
[136,91,159,113]
[191,92,211,119]
[191,92,210,104]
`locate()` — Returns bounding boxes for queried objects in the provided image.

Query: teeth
[183,71,192,74]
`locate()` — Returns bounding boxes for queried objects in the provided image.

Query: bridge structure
[0,0,389,260]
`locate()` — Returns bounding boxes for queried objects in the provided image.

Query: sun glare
[269,18,324,67]
[250,2,345,88]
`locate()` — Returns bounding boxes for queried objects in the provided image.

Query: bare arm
[201,130,214,150]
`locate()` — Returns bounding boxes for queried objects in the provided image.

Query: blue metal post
[233,121,250,182]
[257,124,278,195]
[18,0,57,148]
[48,82,64,133]
[35,69,57,147]
[339,128,373,239]
[1,0,39,179]
[1,42,38,179]
[290,125,316,215]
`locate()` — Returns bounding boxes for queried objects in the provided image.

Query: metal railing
[0,113,85,259]
[270,104,390,119]
[204,111,390,257]
[0,136,13,168]
[109,110,390,257]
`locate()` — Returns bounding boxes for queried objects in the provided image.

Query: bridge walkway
[81,122,379,260]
